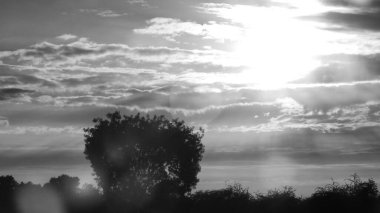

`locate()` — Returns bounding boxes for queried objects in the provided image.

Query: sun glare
[222,2,334,88]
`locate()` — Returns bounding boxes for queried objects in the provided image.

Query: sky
[1,0,380,195]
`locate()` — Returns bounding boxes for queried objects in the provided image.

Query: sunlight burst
[221,2,336,88]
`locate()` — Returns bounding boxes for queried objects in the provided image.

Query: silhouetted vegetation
[1,173,380,213]
[0,175,18,213]
[306,174,379,213]
[1,112,380,213]
[83,112,204,212]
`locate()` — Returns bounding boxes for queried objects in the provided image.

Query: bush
[188,183,253,213]
[253,186,301,213]
[307,174,379,213]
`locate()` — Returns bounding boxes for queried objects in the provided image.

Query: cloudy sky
[1,0,380,195]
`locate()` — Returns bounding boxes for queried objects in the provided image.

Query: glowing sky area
[1,0,380,195]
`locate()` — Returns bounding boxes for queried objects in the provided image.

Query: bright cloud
[134,17,243,42]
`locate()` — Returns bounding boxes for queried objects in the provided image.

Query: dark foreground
[0,174,379,213]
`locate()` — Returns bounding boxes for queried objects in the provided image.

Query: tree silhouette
[0,175,18,194]
[42,174,81,213]
[0,175,18,212]
[44,174,80,196]
[81,183,100,197]
[83,111,204,205]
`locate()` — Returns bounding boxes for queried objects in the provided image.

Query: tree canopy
[44,174,80,196]
[83,111,205,202]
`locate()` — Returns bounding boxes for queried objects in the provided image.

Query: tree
[0,175,18,212]
[44,174,80,197]
[0,175,18,193]
[83,111,204,203]
[81,183,100,197]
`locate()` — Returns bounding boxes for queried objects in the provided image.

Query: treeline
[1,174,379,213]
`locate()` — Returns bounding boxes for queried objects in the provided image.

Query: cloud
[0,126,81,135]
[187,102,281,127]
[96,10,128,17]
[0,65,57,87]
[79,9,127,17]
[319,11,380,31]
[134,17,243,42]
[286,82,380,112]
[0,117,9,127]
[56,34,78,41]
[127,0,149,7]
[303,4,380,32]
[0,38,234,69]
[0,88,34,101]
[294,54,380,83]
[320,0,380,7]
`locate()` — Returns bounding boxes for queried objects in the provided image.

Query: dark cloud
[217,83,380,113]
[0,117,9,127]
[16,41,110,62]
[203,126,380,165]
[0,39,231,71]
[59,72,157,91]
[0,149,87,169]
[0,94,280,130]
[305,10,380,31]
[0,65,57,87]
[0,88,34,100]
[0,101,181,128]
[320,0,380,7]
[0,103,114,127]
[294,54,380,84]
[60,74,129,87]
[288,83,380,112]
[189,103,280,127]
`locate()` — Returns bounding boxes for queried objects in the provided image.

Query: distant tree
[16,181,66,213]
[81,183,100,196]
[83,112,204,205]
[0,175,18,212]
[0,175,18,193]
[44,174,80,197]
[76,184,105,213]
